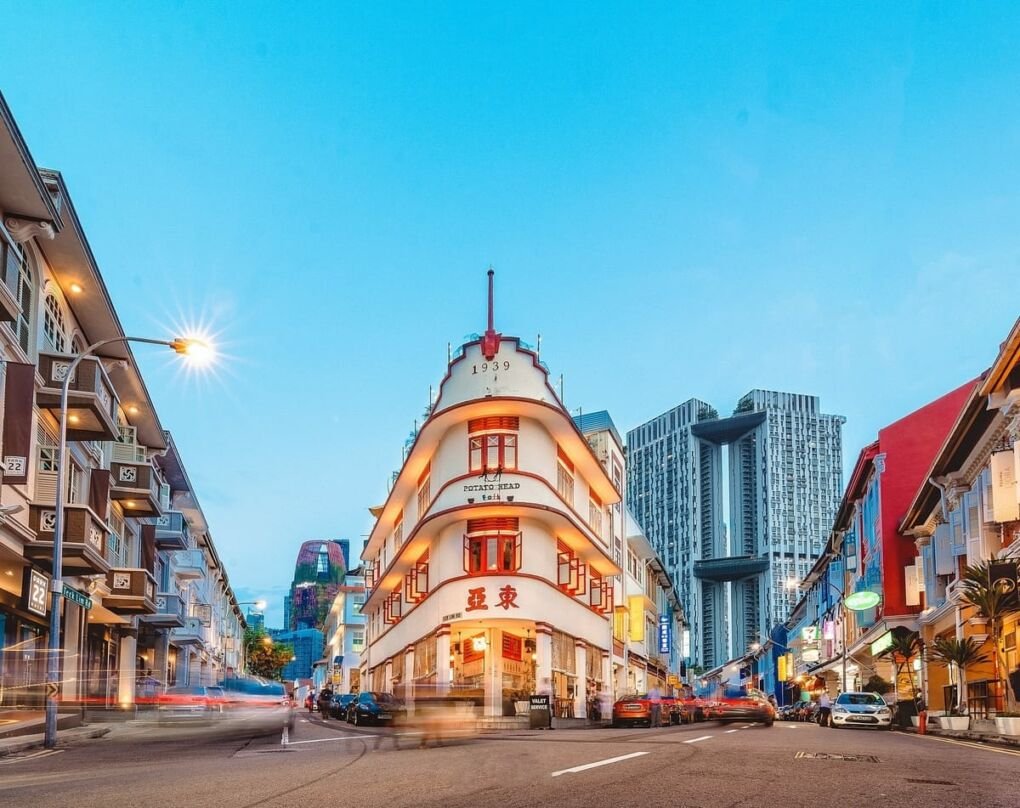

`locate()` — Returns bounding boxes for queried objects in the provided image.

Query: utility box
[529,694,552,729]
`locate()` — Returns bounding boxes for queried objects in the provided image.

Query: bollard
[917,710,927,735]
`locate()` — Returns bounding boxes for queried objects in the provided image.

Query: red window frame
[468,417,519,474]
[463,533,521,574]
[557,540,586,595]
[405,550,429,604]
[589,570,613,614]
[383,588,402,624]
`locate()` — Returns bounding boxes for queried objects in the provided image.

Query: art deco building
[627,391,844,669]
[359,273,622,719]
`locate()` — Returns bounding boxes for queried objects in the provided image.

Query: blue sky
[3,3,1019,628]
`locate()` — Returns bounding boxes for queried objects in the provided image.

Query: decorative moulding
[4,216,56,243]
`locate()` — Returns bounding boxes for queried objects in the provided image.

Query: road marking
[551,751,649,777]
[725,729,739,734]
[683,735,713,744]
[0,749,64,766]
[785,725,797,729]
[285,735,369,745]
[742,724,753,728]
[916,734,1020,758]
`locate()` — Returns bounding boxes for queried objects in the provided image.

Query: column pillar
[118,630,138,708]
[601,650,612,719]
[154,630,170,685]
[487,629,502,717]
[436,626,451,695]
[404,646,415,714]
[535,624,553,698]
[61,602,79,702]
[574,641,586,719]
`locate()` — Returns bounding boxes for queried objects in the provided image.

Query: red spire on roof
[481,267,502,360]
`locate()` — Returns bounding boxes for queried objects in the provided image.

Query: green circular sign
[844,590,881,611]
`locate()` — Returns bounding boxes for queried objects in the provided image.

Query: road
[1,714,1016,807]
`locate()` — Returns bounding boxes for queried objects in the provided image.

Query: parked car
[611,694,671,728]
[659,696,681,725]
[329,693,357,720]
[679,697,708,724]
[799,702,819,723]
[218,675,296,732]
[713,686,775,726]
[157,685,226,724]
[828,692,893,730]
[349,691,405,726]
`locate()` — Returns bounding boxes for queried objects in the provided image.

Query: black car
[329,693,357,720]
[349,691,405,726]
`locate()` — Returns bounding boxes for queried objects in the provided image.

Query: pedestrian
[818,690,832,727]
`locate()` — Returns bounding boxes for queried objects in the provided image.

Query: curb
[0,726,112,758]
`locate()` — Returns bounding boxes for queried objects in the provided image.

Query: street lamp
[44,335,213,749]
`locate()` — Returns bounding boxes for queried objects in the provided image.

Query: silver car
[828,692,893,729]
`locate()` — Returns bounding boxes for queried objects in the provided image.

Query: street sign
[62,584,93,610]
[45,681,59,698]
[870,630,893,656]
[658,614,671,654]
[667,674,679,686]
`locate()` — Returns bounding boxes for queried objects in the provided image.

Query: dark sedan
[349,691,405,726]
[329,693,357,720]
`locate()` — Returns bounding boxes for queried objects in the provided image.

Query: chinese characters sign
[658,614,670,654]
[465,585,520,612]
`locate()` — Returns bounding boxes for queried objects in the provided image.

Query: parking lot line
[683,735,713,744]
[724,729,739,734]
[551,751,649,777]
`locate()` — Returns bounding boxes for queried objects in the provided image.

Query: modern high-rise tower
[287,540,349,631]
[627,391,844,670]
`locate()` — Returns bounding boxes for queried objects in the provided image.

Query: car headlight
[878,708,891,715]
[833,707,848,714]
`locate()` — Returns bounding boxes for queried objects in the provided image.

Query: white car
[828,692,893,729]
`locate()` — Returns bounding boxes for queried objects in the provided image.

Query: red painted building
[834,380,974,686]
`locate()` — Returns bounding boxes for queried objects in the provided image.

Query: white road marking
[285,735,372,744]
[741,724,753,728]
[785,725,798,729]
[551,751,649,777]
[0,749,64,766]
[683,735,713,744]
[725,729,739,734]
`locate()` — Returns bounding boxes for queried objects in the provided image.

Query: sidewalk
[896,722,1020,750]
[0,724,112,757]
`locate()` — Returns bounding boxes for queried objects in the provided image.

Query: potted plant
[927,636,989,731]
[995,711,1020,736]
[961,562,1019,715]
[876,630,922,726]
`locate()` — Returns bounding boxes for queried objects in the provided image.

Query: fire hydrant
[917,710,927,735]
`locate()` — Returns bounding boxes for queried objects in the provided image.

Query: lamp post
[44,335,211,749]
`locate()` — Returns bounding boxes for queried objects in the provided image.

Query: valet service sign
[463,481,520,501]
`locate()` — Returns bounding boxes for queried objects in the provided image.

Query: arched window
[71,334,85,355]
[43,293,67,353]
[3,240,32,354]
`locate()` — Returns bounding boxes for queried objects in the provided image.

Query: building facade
[0,91,243,712]
[627,391,844,668]
[360,279,622,719]
[322,570,366,694]
[902,317,1020,716]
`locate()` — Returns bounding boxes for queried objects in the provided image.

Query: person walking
[818,690,832,727]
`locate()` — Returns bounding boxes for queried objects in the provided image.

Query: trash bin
[529,694,552,729]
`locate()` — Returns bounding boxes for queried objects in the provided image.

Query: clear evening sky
[3,3,1019,628]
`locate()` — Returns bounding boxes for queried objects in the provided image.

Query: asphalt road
[1,714,1017,808]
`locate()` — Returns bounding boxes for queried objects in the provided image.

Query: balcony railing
[35,352,119,441]
[104,568,158,614]
[151,511,190,551]
[26,503,110,575]
[173,549,207,580]
[141,592,186,628]
[171,616,205,646]
[110,461,162,517]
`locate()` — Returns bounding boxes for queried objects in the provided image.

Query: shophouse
[359,273,622,720]
[900,316,1020,716]
[322,569,366,693]
[0,91,243,712]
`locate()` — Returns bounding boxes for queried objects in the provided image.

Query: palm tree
[876,630,921,705]
[959,561,1017,710]
[927,636,989,713]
